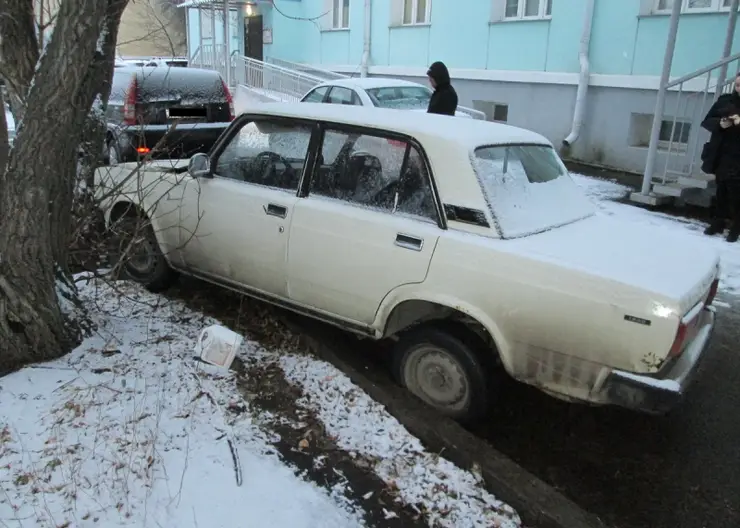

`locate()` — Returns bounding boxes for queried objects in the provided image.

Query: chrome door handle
[394,233,423,251]
[264,203,288,218]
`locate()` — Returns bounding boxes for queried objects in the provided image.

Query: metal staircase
[633,52,740,207]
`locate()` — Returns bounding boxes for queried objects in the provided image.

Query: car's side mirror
[188,153,212,178]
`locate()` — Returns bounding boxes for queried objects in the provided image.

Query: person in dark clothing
[702,73,740,242]
[426,61,458,116]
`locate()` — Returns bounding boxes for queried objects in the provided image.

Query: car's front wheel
[111,213,178,292]
[392,324,495,424]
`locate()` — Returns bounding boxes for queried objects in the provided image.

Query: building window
[473,100,509,122]
[655,0,737,12]
[333,0,350,29]
[504,0,552,19]
[628,113,691,150]
[200,10,213,39]
[403,0,432,25]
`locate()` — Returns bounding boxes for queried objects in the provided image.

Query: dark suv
[105,66,234,164]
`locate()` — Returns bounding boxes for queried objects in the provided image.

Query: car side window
[309,129,437,221]
[326,87,360,106]
[303,86,329,103]
[214,119,312,192]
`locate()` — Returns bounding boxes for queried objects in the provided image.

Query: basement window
[473,100,509,122]
[628,113,691,151]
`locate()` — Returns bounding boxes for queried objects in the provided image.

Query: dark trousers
[713,178,740,229]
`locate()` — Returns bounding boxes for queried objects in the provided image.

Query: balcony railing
[651,52,740,186]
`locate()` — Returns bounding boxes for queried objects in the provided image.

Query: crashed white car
[300,77,486,120]
[95,102,718,422]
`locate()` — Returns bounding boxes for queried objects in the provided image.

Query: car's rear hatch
[134,68,232,125]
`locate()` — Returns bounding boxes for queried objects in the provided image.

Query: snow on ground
[280,356,520,528]
[0,278,522,528]
[571,173,740,299]
[0,280,363,528]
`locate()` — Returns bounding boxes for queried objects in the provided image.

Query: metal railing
[267,57,350,81]
[652,51,740,185]
[235,56,326,102]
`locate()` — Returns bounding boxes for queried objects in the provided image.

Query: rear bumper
[602,306,715,414]
[116,123,229,161]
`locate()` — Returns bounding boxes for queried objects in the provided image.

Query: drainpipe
[563,0,595,146]
[360,0,372,77]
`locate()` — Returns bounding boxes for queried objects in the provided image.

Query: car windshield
[472,144,595,238]
[366,86,431,110]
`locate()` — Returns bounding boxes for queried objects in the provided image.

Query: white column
[640,0,682,196]
[223,0,231,86]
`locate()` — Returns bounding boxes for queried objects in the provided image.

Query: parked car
[95,102,719,423]
[300,77,486,120]
[104,66,234,164]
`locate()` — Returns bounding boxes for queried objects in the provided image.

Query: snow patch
[279,355,521,528]
[1,279,364,528]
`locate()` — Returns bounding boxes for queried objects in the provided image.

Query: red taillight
[123,75,139,125]
[136,147,150,155]
[221,78,234,121]
[668,322,688,358]
[705,278,719,306]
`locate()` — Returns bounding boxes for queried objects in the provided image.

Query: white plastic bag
[195,324,244,369]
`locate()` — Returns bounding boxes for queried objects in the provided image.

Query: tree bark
[0,0,39,123]
[0,0,129,374]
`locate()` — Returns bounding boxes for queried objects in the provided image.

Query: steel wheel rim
[125,234,157,275]
[402,344,470,412]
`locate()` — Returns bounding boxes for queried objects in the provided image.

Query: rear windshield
[472,145,594,238]
[366,86,431,110]
[137,69,226,103]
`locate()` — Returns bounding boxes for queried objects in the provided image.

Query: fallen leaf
[298,438,309,449]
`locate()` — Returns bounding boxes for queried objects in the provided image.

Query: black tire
[112,213,178,292]
[392,323,496,424]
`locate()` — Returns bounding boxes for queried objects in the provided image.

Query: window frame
[654,0,735,13]
[207,114,319,193]
[332,0,350,29]
[503,0,553,21]
[402,0,433,26]
[304,122,446,228]
[301,86,331,103]
[325,86,362,106]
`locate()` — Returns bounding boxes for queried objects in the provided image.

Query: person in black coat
[426,61,458,116]
[702,73,740,242]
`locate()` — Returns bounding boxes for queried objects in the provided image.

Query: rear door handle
[264,203,288,219]
[394,233,423,251]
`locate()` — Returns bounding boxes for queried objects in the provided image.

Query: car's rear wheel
[112,212,178,292]
[392,324,494,423]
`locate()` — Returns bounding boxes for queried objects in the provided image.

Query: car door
[178,115,314,298]
[287,126,442,324]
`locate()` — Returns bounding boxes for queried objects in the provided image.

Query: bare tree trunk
[0,0,129,374]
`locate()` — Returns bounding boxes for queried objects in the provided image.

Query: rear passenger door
[287,126,442,325]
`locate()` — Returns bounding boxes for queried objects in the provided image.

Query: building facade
[184,0,740,175]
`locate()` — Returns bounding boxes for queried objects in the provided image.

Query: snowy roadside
[0,278,521,528]
[571,173,740,300]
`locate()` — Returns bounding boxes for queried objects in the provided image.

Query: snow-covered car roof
[246,101,548,148]
[240,102,551,209]
[313,77,427,91]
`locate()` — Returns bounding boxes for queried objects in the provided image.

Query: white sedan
[95,102,718,423]
[300,77,486,120]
